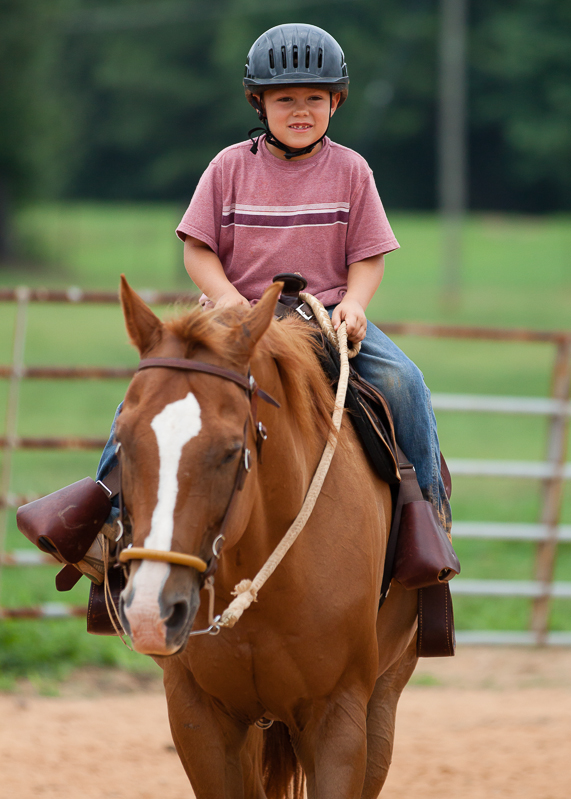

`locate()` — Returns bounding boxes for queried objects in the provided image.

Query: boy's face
[257,86,341,160]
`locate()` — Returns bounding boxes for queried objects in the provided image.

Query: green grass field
[0,202,570,687]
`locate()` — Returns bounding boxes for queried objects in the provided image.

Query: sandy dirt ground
[1,647,570,799]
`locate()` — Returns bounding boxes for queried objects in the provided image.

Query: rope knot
[219,579,258,628]
[232,579,258,601]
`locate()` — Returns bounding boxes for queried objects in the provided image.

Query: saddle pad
[314,335,401,486]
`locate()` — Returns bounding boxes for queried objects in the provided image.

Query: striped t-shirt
[176,136,399,307]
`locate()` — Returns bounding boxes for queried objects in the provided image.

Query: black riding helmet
[243,23,349,159]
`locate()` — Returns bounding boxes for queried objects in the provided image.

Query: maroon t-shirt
[176,136,399,307]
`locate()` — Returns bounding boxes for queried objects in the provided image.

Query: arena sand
[1,647,570,799]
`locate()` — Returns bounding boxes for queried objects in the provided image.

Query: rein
[218,319,350,628]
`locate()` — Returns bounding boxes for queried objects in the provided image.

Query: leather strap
[417,583,456,657]
[137,358,280,408]
[379,446,421,604]
[379,446,456,658]
[97,462,121,498]
[275,299,316,323]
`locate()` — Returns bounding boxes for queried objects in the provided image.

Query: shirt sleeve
[345,170,399,265]
[175,160,223,253]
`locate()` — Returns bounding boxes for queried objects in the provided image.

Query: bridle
[118,357,280,582]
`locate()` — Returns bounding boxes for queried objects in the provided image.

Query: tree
[0,0,80,262]
[470,0,571,209]
[2,0,571,218]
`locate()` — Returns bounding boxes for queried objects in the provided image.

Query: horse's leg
[361,638,418,798]
[163,658,264,799]
[292,689,370,799]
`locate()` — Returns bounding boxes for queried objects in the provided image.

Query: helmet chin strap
[249,94,332,159]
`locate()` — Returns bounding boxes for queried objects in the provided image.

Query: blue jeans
[97,320,451,533]
[347,316,451,532]
[96,403,122,520]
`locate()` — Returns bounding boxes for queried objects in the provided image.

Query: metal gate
[1,289,570,644]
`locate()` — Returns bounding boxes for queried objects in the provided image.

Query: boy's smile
[257,86,341,161]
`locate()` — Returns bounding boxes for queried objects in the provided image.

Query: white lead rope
[219,313,352,629]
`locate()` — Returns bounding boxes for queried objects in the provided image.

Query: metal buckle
[295,303,313,322]
[244,448,252,472]
[188,577,221,637]
[96,479,113,499]
[212,534,225,559]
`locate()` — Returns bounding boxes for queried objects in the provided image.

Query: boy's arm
[184,236,249,308]
[332,253,385,343]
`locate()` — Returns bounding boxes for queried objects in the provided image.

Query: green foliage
[0,618,160,689]
[3,0,571,216]
[471,0,571,208]
[0,0,80,199]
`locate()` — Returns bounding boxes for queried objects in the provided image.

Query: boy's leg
[96,402,122,483]
[62,403,124,584]
[352,320,451,533]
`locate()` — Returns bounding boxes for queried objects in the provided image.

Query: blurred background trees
[1,0,570,261]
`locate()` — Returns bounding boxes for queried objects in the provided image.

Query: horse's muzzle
[119,560,202,655]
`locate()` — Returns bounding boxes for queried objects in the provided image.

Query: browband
[137,357,280,408]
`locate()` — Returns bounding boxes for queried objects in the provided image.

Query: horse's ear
[235,282,282,357]
[120,274,163,355]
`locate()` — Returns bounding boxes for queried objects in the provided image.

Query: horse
[115,275,419,798]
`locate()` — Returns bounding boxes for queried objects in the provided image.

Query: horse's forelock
[255,318,336,448]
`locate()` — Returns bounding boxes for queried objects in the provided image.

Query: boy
[174,23,451,533]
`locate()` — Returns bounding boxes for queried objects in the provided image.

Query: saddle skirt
[314,335,401,486]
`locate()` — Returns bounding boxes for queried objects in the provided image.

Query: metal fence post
[0,287,29,609]
[530,335,571,643]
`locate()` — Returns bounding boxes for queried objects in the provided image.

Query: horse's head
[116,276,281,656]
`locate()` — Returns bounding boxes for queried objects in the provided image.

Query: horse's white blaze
[126,392,201,646]
[146,391,202,551]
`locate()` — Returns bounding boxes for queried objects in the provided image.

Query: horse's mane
[164,306,335,449]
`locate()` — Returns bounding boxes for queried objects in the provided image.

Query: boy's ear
[251,92,266,119]
[330,92,342,115]
[120,274,163,356]
[233,282,282,359]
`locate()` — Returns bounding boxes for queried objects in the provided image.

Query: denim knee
[367,355,427,413]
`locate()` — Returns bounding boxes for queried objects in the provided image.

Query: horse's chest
[185,636,264,709]
[184,627,344,717]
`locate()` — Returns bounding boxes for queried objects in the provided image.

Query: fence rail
[1,288,570,645]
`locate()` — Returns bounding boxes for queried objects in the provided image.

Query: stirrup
[75,520,123,585]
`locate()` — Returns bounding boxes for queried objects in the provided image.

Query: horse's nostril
[165,600,189,632]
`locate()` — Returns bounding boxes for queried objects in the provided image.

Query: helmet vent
[292,45,298,68]
[269,48,274,69]
[318,48,323,69]
[305,46,310,68]
[281,46,287,68]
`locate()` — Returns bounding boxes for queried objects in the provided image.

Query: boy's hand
[214,290,250,309]
[332,297,367,344]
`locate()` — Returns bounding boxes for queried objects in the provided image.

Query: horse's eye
[221,443,242,465]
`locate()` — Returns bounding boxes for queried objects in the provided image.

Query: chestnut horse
[116,276,418,799]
